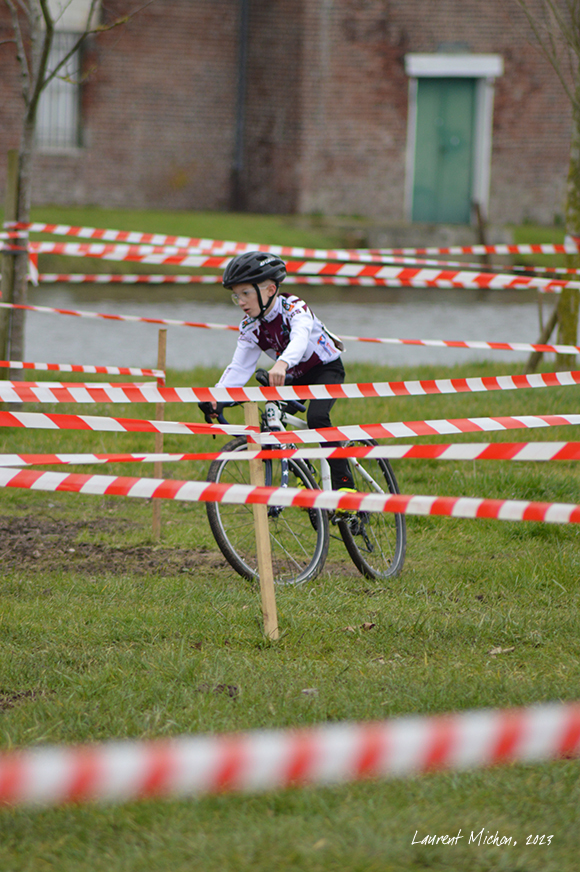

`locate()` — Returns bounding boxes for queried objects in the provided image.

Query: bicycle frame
[264,401,386,496]
[205,394,406,582]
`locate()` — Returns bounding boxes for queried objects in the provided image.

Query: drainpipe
[231,0,249,211]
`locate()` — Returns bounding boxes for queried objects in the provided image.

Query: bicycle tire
[336,440,406,580]
[206,436,329,585]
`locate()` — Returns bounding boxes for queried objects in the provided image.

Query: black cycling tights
[291,358,355,490]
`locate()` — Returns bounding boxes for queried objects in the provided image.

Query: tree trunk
[0,150,19,371]
[8,116,36,368]
[556,76,580,369]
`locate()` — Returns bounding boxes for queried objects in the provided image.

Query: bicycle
[204,369,406,585]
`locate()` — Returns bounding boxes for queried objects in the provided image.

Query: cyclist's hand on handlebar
[255,367,293,388]
[268,359,288,386]
[198,401,225,423]
[254,367,306,414]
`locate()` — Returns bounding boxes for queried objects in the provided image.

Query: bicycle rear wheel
[206,436,329,585]
[336,440,406,580]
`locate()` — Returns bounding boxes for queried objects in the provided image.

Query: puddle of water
[25,283,553,372]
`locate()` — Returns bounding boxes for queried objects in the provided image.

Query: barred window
[36,32,81,149]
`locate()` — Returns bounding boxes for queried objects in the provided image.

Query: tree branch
[39,0,158,93]
[547,0,579,81]
[38,0,100,92]
[6,0,159,122]
[26,0,55,120]
[89,0,158,34]
[15,0,31,20]
[515,0,578,107]
[5,0,30,101]
[545,0,572,36]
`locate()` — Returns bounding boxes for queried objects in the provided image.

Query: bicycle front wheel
[206,436,329,585]
[336,441,406,580]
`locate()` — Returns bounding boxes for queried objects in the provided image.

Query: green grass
[1,204,568,275]
[1,360,580,870]
[509,224,567,270]
[1,205,352,277]
[511,225,565,246]
[1,204,352,248]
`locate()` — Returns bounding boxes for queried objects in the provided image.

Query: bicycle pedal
[333,487,358,517]
[334,509,371,538]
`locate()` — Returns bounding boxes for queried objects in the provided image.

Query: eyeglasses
[231,289,257,306]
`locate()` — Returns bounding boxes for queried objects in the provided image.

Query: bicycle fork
[265,401,288,519]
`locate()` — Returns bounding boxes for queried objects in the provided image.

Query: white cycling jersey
[217,293,342,387]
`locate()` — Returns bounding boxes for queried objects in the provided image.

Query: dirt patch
[0,515,229,577]
[0,688,51,712]
[195,683,240,698]
[0,516,360,580]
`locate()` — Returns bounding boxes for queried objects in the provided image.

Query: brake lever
[201,402,236,425]
[203,411,229,425]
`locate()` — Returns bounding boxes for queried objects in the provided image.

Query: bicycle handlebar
[198,401,234,425]
[255,369,306,414]
[199,370,307,426]
[254,368,272,387]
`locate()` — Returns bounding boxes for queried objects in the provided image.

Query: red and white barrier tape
[337,337,578,355]
[5,219,575,258]
[1,370,579,405]
[0,301,240,333]
[11,237,570,283]
[2,465,580,524]
[32,273,566,292]
[0,360,164,377]
[259,414,580,444]
[1,410,579,442]
[10,237,575,276]
[38,273,223,285]
[367,243,572,257]
[1,380,159,391]
[2,266,565,293]
[4,236,567,289]
[22,243,575,292]
[0,702,578,806]
[0,410,253,437]
[3,300,576,356]
[8,239,503,270]
[3,441,580,468]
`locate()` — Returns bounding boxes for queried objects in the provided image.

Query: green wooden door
[412,77,476,224]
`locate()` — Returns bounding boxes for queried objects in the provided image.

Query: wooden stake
[244,401,279,640]
[473,201,492,269]
[152,329,167,540]
[524,304,559,374]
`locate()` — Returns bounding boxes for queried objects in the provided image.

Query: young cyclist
[199,250,355,491]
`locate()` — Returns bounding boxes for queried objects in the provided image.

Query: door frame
[404,54,503,223]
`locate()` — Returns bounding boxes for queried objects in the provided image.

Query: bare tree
[516,0,580,367]
[0,0,153,367]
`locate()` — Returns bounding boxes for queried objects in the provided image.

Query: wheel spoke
[205,441,328,585]
[338,443,406,580]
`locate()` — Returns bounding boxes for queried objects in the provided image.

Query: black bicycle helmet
[222,251,287,319]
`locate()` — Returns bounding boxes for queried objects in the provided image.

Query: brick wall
[295,0,570,224]
[299,0,410,220]
[241,0,305,214]
[0,0,572,225]
[0,0,239,211]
